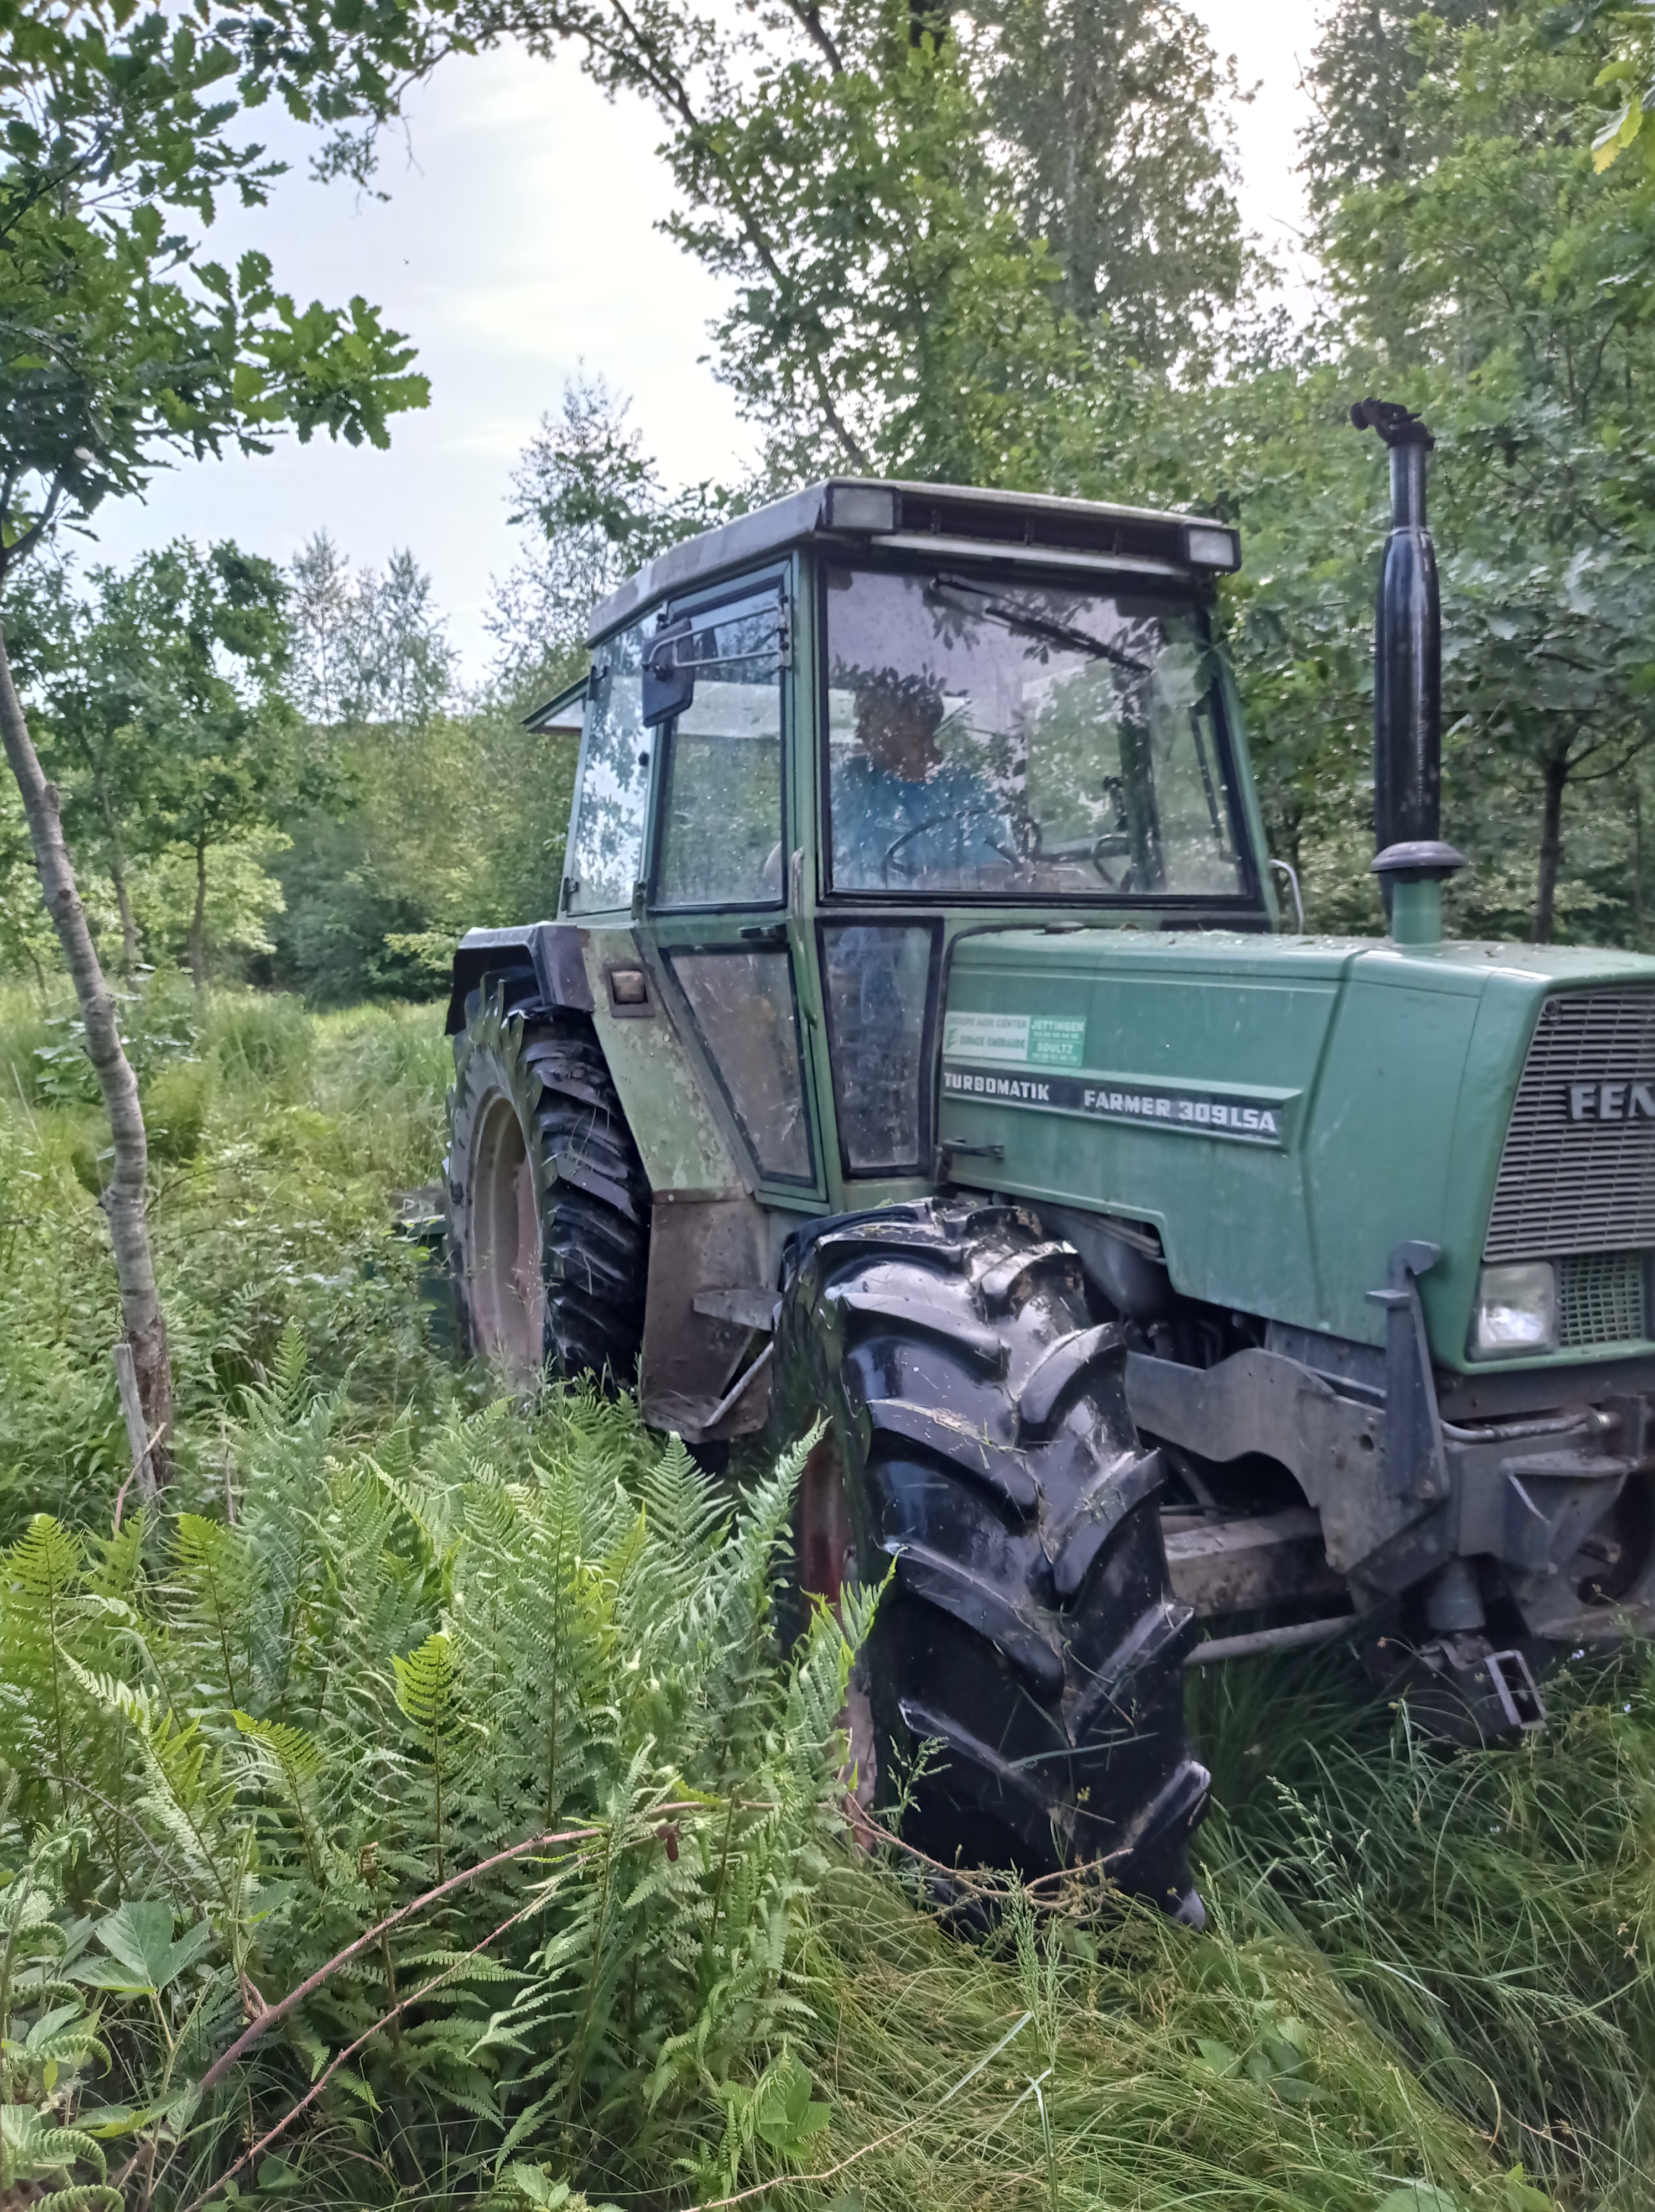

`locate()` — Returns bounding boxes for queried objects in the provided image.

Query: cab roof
[585,476,1241,645]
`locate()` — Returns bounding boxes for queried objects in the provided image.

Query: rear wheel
[776,1197,1208,1913]
[447,975,648,1383]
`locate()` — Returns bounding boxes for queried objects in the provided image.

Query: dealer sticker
[943,1011,1087,1068]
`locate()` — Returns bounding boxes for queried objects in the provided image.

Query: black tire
[776,1197,1208,1914]
[446,973,648,1383]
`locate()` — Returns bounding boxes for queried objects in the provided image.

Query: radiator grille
[1485,990,1655,1261]
[1558,1252,1647,1348]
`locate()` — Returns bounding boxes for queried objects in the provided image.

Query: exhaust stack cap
[1371,839,1465,949]
[1370,839,1465,883]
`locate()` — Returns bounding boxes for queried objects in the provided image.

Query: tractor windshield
[823,564,1246,900]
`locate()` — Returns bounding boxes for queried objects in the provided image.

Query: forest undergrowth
[0,980,1649,2212]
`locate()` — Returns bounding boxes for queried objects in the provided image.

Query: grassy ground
[1,975,1650,2210]
[0,973,454,1534]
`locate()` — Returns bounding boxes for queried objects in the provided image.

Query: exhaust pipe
[1351,398,1464,946]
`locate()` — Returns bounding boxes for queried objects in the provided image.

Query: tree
[1300,0,1501,359]
[1321,4,1655,937]
[8,542,303,982]
[0,2,431,1457]
[486,374,738,677]
[1441,528,1655,942]
[289,533,454,731]
[424,0,1225,482]
[1301,0,1500,213]
[957,0,1251,371]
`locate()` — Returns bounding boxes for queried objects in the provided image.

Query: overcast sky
[87,0,1327,676]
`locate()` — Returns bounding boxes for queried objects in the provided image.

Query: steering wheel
[882,802,1027,885]
[1086,836,1136,892]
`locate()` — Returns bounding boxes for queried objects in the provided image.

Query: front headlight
[1470,1261,1558,1359]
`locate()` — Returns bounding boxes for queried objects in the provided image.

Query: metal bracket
[935,1136,1005,1181]
[1486,1647,1547,1733]
[1367,1240,1449,1501]
[691,1287,779,1333]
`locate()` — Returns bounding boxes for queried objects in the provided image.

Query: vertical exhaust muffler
[1352,398,1464,945]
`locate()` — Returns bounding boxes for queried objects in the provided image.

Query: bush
[0,986,452,1540]
[202,987,315,1098]
[143,1057,211,1162]
[0,980,55,1103]
[0,1368,866,2209]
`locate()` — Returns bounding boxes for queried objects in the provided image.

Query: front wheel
[446,978,649,1383]
[775,1197,1209,1913]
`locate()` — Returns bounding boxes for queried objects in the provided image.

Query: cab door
[639,568,827,1208]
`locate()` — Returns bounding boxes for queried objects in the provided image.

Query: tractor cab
[537,478,1269,1220]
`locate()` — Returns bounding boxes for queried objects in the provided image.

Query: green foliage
[0,1365,866,2206]
[0,978,449,1535]
[956,0,1253,367]
[270,703,579,1006]
[4,541,320,983]
[490,375,743,672]
[1198,1640,1655,2208]
[1586,0,1655,179]
[0,1,429,588]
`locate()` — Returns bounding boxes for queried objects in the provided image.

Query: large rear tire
[776,1198,1208,1913]
[447,974,648,1383]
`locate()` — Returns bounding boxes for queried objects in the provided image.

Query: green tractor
[443,401,1655,1923]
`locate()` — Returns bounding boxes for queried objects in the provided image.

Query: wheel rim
[469,1092,544,1377]
[798,1430,876,1813]
[799,1431,855,1607]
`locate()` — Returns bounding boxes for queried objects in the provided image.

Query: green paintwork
[581,928,741,1199]
[560,531,1655,1384]
[937,930,1655,1372]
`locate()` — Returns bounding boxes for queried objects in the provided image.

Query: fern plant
[0,1353,869,2208]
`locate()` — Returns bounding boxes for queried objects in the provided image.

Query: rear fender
[577,926,792,1441]
[444,924,593,1034]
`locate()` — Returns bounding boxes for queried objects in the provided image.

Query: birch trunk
[0,619,173,1470]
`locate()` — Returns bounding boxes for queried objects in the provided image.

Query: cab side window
[652,591,786,909]
[566,619,652,914]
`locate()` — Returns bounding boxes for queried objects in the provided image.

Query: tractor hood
[938,928,1655,1375]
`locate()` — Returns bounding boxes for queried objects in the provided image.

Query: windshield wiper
[929,573,1150,676]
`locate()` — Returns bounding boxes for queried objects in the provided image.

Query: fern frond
[0,2103,107,2183]
[638,1435,729,1566]
[231,1713,326,1884]
[392,1631,476,1882]
[171,1515,256,1715]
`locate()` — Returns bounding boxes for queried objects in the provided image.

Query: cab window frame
[815,552,1264,914]
[658,938,819,1188]
[816,914,943,1180]
[645,566,792,917]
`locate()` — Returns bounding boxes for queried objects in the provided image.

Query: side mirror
[642,619,695,727]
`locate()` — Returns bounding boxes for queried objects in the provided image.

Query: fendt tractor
[442,399,1655,1923]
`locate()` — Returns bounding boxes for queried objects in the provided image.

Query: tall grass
[0,977,454,1536]
[0,979,1648,2208]
[1195,1645,1655,2209]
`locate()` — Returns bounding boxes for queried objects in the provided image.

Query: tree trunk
[1534,753,1568,945]
[188,833,208,991]
[0,620,173,1473]
[1635,775,1644,946]
[94,773,139,977]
